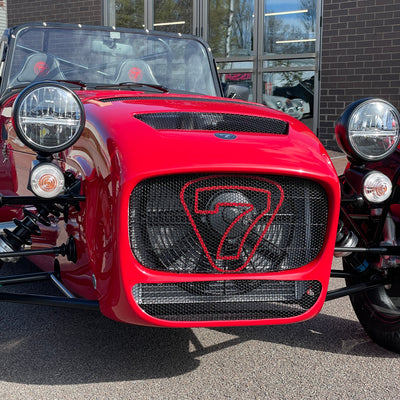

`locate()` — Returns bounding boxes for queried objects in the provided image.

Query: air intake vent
[133,280,322,321]
[134,112,288,134]
[129,174,328,274]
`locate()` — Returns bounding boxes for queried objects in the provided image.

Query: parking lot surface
[0,257,399,400]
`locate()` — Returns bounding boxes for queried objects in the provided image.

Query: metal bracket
[0,292,99,310]
[0,235,78,263]
[0,268,99,310]
[326,269,387,301]
[334,246,400,256]
[326,280,387,301]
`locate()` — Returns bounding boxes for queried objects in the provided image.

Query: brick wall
[320,0,400,149]
[7,0,103,27]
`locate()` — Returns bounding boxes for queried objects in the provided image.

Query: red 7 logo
[180,176,284,272]
[128,67,143,82]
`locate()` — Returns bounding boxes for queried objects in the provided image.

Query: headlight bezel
[12,81,85,154]
[335,98,400,162]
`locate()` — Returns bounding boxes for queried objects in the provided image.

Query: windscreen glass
[6,25,217,96]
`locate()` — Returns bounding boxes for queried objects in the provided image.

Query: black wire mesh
[132,280,322,321]
[129,174,328,274]
[134,112,288,134]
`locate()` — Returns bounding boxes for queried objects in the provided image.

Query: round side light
[362,171,392,203]
[30,162,65,198]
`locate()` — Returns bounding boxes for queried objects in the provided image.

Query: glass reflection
[263,58,315,68]
[208,0,254,58]
[219,71,253,101]
[264,0,317,55]
[263,71,314,127]
[115,0,145,29]
[154,0,193,34]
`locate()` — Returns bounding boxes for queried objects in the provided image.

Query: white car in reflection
[263,95,310,120]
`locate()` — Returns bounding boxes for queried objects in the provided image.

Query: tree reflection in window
[209,0,254,58]
[264,0,316,55]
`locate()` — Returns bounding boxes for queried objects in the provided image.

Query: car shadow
[0,261,398,385]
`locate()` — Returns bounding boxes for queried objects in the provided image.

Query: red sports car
[0,22,341,328]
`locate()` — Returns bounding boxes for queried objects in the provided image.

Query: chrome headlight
[335,98,400,161]
[13,82,85,154]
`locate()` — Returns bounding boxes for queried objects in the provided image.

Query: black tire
[344,258,400,353]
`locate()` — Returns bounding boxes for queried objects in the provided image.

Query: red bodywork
[0,90,340,327]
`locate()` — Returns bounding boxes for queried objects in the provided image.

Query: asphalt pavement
[0,257,399,400]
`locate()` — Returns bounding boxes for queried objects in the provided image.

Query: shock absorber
[335,220,372,276]
[378,211,400,268]
[335,220,358,257]
[0,204,52,263]
[5,206,51,247]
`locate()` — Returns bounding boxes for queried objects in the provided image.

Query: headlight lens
[13,82,85,154]
[30,162,65,198]
[336,98,400,161]
[362,171,392,203]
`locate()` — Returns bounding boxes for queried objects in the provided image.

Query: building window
[115,0,145,28]
[153,0,193,34]
[113,0,320,132]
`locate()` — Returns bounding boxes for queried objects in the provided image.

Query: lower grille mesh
[129,174,328,273]
[133,280,322,321]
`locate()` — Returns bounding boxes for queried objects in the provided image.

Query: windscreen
[6,25,218,96]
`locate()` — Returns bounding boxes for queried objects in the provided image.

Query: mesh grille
[129,174,328,273]
[134,112,288,134]
[133,280,322,321]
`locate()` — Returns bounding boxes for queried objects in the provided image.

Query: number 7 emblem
[180,175,284,272]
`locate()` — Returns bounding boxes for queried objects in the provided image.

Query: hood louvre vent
[134,112,288,135]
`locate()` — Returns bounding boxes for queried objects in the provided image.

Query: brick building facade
[7,0,103,27]
[320,0,400,149]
